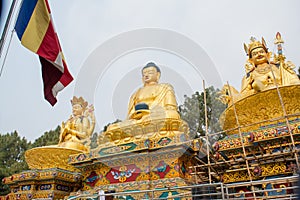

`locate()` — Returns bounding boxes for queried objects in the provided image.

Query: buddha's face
[250,47,268,65]
[72,104,83,116]
[142,66,160,85]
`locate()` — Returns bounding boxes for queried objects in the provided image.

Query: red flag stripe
[37,20,60,62]
[60,60,73,86]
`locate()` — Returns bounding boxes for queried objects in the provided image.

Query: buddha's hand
[140,114,151,122]
[249,73,256,84]
[85,105,95,117]
[62,126,70,135]
[88,104,95,112]
[60,122,69,135]
[62,122,73,135]
[245,62,255,73]
[132,112,143,120]
[130,110,150,120]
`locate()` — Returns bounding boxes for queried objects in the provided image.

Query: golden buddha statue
[220,33,300,105]
[25,96,95,171]
[219,33,300,133]
[241,36,300,96]
[58,96,95,151]
[99,62,188,144]
[127,62,180,121]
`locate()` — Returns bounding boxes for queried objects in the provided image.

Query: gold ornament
[71,96,88,109]
[244,37,268,57]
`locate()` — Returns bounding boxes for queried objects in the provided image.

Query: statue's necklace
[255,65,271,74]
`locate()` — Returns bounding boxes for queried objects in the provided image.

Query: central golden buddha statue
[127,62,180,121]
[99,62,187,144]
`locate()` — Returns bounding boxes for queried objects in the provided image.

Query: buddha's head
[244,37,270,66]
[71,96,87,116]
[250,47,270,66]
[142,62,161,85]
[72,104,84,116]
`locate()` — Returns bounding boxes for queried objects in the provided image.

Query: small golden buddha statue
[58,96,95,151]
[100,62,187,144]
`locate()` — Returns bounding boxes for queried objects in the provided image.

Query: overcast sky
[0,0,300,141]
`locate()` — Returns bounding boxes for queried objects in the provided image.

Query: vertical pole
[202,80,212,184]
[226,81,256,199]
[269,62,299,168]
[0,0,18,58]
[270,33,299,168]
[0,0,19,77]
[225,184,229,200]
[220,183,225,200]
[194,166,198,184]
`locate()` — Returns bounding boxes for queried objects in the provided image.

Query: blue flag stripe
[15,0,38,40]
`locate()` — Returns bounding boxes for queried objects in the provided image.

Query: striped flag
[14,0,73,106]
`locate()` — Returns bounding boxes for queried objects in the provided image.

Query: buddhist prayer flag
[14,0,73,106]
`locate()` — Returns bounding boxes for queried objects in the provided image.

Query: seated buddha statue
[101,62,186,143]
[58,96,95,152]
[241,36,300,96]
[218,33,300,107]
[127,62,180,121]
[217,33,300,133]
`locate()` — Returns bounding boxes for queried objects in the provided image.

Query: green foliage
[0,126,61,195]
[179,86,226,140]
[0,131,29,195]
[30,126,60,148]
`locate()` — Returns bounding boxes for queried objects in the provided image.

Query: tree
[0,131,29,195]
[179,86,226,141]
[0,127,61,195]
[30,126,60,148]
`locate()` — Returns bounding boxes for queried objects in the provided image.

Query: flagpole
[0,0,18,57]
[0,0,19,77]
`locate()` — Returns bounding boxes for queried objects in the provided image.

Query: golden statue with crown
[220,32,300,106]
[219,32,300,132]
[1,97,96,199]
[58,96,95,152]
[23,96,95,172]
[241,33,300,96]
[210,33,300,197]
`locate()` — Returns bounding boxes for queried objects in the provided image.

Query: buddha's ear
[157,72,161,80]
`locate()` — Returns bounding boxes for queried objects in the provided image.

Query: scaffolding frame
[68,175,299,199]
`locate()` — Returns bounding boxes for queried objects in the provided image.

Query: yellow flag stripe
[21,0,50,52]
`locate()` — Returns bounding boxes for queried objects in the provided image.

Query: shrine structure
[1,33,300,200]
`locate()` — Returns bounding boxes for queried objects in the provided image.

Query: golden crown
[244,37,268,57]
[71,96,88,109]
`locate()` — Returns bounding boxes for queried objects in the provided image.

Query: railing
[68,175,299,200]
